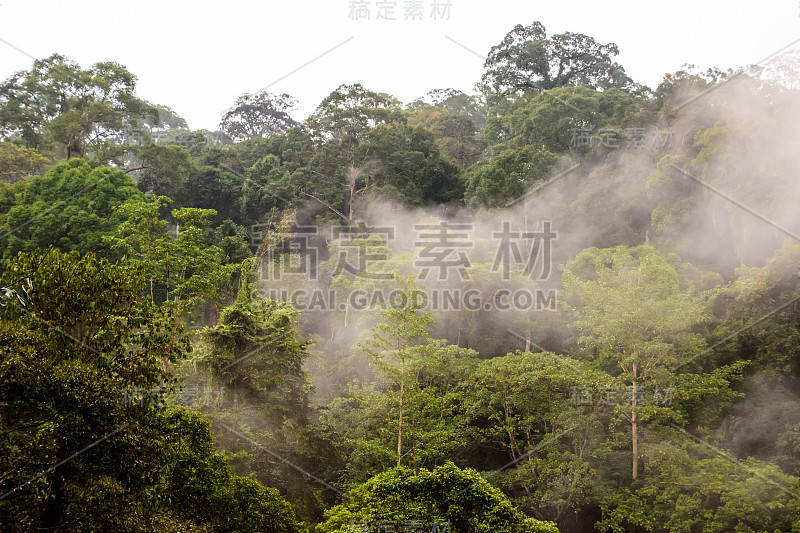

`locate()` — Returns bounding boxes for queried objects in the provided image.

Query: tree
[201,268,309,427]
[144,104,188,134]
[175,161,246,224]
[318,340,477,484]
[167,207,236,306]
[409,88,487,130]
[317,462,560,533]
[0,54,156,158]
[562,245,710,479]
[0,249,181,528]
[233,127,315,172]
[719,239,800,377]
[220,92,299,142]
[0,248,303,532]
[303,84,404,221]
[654,64,734,120]
[240,154,294,224]
[407,105,487,170]
[0,142,48,182]
[505,86,643,153]
[480,21,633,105]
[130,143,193,199]
[595,438,799,533]
[189,268,316,519]
[361,276,435,468]
[464,145,559,208]
[459,352,598,523]
[106,196,237,308]
[364,123,464,205]
[1,158,143,261]
[306,84,403,144]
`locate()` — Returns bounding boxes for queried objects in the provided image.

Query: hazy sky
[1,0,798,130]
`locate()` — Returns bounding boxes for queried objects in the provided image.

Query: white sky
[1,0,798,131]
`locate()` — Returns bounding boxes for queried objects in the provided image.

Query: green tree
[176,162,246,224]
[164,409,303,533]
[201,268,310,428]
[1,158,143,261]
[364,123,464,205]
[407,105,487,170]
[464,145,559,208]
[0,142,48,182]
[595,437,799,533]
[317,462,560,533]
[220,92,299,142]
[459,352,597,522]
[361,276,435,468]
[409,88,487,130]
[303,84,404,221]
[106,196,236,309]
[0,54,156,158]
[232,127,316,172]
[562,245,710,479]
[480,21,633,106]
[131,143,193,199]
[189,268,317,513]
[0,249,303,532]
[240,154,294,224]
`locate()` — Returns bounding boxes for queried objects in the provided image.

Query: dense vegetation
[1,20,800,532]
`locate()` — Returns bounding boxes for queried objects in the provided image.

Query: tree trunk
[347,166,357,222]
[40,471,63,530]
[397,364,404,468]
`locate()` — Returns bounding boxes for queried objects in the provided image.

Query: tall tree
[562,245,710,479]
[0,54,156,158]
[364,123,464,205]
[409,88,487,130]
[106,196,236,309]
[201,267,309,428]
[480,21,633,105]
[0,142,48,182]
[361,276,434,468]
[220,92,299,142]
[303,84,403,221]
[407,105,487,170]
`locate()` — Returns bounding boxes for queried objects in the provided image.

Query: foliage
[0,54,157,158]
[316,462,560,533]
[221,92,299,142]
[480,21,633,106]
[1,158,142,261]
[106,195,237,309]
[0,142,48,182]
[0,249,301,532]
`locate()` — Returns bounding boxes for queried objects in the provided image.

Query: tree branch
[298,191,349,223]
